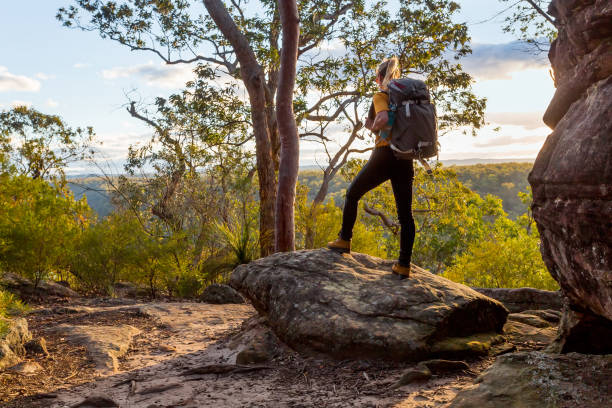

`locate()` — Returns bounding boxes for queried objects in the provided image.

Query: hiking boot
[327,238,351,254]
[392,263,411,279]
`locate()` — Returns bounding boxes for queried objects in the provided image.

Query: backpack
[386,78,438,161]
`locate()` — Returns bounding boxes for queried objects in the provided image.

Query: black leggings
[340,146,415,266]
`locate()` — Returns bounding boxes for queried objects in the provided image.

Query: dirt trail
[1,300,513,407]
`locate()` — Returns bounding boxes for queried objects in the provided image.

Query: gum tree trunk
[203,0,276,256]
[274,0,300,252]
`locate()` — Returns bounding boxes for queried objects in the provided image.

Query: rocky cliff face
[529,0,612,352]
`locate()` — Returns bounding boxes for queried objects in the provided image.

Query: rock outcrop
[230,249,508,361]
[199,283,245,304]
[1,273,79,299]
[528,0,612,353]
[450,352,612,408]
[473,287,562,312]
[49,324,140,374]
[0,317,31,370]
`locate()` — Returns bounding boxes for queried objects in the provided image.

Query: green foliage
[411,165,506,273]
[0,174,91,287]
[443,220,558,290]
[498,0,556,53]
[0,288,30,339]
[0,290,29,318]
[0,106,96,183]
[70,212,142,294]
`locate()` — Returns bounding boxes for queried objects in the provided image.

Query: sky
[0,0,556,174]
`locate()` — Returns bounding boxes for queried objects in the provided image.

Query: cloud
[0,66,41,92]
[35,73,54,80]
[102,62,194,89]
[486,111,546,130]
[46,98,59,107]
[462,41,550,80]
[73,62,91,69]
[474,133,547,148]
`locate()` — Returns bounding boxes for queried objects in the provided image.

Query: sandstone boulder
[473,287,562,312]
[0,317,31,370]
[529,0,612,353]
[1,273,79,299]
[230,249,508,361]
[199,283,245,304]
[449,352,612,408]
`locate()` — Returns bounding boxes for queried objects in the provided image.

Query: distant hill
[67,178,114,218]
[299,162,534,218]
[68,161,534,219]
[452,162,533,217]
[300,158,534,171]
[441,158,534,166]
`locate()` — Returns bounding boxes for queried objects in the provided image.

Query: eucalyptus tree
[275,0,300,252]
[58,0,486,254]
[108,65,255,270]
[0,106,96,183]
[58,0,354,255]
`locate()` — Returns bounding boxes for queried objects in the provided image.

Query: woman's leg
[390,158,415,266]
[339,148,392,240]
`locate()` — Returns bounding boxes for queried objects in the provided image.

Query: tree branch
[363,204,399,235]
[524,0,557,27]
[303,91,362,116]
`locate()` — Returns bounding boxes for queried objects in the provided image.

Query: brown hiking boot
[327,238,351,254]
[392,263,411,279]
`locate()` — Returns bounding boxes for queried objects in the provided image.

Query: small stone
[25,337,49,356]
[430,333,501,358]
[492,343,517,356]
[507,313,552,328]
[157,344,176,353]
[7,361,43,376]
[392,366,432,388]
[236,331,279,365]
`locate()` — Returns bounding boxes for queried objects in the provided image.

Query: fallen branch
[180,364,273,376]
[136,383,182,395]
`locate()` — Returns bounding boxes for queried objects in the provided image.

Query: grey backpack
[387,78,438,160]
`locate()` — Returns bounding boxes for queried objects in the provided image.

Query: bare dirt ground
[0,299,528,408]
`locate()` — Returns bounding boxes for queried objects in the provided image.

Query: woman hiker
[327,57,415,279]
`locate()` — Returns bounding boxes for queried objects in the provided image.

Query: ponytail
[377,57,400,90]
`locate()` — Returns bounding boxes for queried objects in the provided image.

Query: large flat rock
[449,351,612,408]
[230,249,508,361]
[49,324,140,374]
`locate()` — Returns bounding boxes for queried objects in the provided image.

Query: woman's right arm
[370,110,389,131]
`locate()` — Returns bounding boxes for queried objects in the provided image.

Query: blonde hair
[376,57,401,90]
